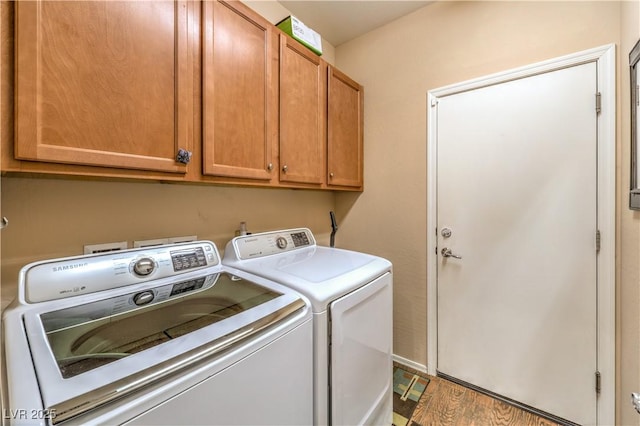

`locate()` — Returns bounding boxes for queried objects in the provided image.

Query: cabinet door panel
[327,67,363,189]
[279,36,325,184]
[202,1,277,180]
[15,1,191,173]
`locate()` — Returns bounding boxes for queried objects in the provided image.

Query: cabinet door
[279,35,325,185]
[202,1,277,181]
[14,1,192,173]
[327,66,364,189]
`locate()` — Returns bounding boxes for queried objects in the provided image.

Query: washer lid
[224,245,391,312]
[274,247,376,282]
[10,269,308,424]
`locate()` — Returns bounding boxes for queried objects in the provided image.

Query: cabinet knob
[267,163,273,171]
[329,172,334,178]
[282,165,288,173]
[176,148,192,164]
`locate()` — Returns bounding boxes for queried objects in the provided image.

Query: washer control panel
[171,247,208,271]
[40,274,219,329]
[24,241,220,303]
[230,228,316,260]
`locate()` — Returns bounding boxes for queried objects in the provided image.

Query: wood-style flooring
[409,375,561,426]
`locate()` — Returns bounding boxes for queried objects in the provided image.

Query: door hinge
[595,371,601,394]
[596,230,601,253]
[595,92,602,114]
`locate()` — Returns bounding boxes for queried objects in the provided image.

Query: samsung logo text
[52,263,89,272]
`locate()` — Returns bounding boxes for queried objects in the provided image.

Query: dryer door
[330,272,392,425]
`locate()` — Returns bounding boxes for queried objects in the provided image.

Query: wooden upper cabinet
[279,35,326,185]
[202,0,277,181]
[327,66,364,189]
[14,1,193,173]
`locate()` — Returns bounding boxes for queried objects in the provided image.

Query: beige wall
[4,0,640,422]
[0,1,337,307]
[332,1,636,422]
[243,0,336,65]
[620,1,640,424]
[0,178,335,307]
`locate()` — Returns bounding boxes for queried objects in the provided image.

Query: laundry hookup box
[277,15,323,56]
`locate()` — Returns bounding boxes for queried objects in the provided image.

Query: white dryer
[223,228,393,425]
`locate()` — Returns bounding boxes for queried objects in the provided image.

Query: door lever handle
[441,248,462,259]
[632,393,640,414]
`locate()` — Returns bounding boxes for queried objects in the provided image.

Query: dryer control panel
[229,228,316,260]
[23,241,220,303]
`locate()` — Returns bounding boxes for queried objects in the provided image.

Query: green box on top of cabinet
[277,15,322,56]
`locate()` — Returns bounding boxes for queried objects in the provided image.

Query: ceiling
[277,1,432,46]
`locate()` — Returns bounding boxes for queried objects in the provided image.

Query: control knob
[133,257,155,276]
[276,237,288,249]
[133,290,155,306]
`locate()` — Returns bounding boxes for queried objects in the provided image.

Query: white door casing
[426,44,615,425]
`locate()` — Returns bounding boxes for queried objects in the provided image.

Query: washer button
[133,291,154,306]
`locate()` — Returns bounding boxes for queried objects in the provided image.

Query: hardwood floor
[408,375,561,426]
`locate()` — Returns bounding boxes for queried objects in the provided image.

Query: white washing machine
[223,228,393,425]
[2,241,313,425]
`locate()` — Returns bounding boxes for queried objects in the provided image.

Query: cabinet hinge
[595,92,602,114]
[595,371,601,394]
[596,230,601,253]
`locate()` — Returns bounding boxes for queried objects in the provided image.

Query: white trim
[427,91,439,379]
[392,354,428,374]
[426,44,616,426]
[594,44,616,426]
[429,44,613,98]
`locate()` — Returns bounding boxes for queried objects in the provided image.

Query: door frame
[426,44,615,425]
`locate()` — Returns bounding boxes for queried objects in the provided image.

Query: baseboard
[392,354,427,374]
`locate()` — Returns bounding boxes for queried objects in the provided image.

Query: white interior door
[436,62,598,425]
